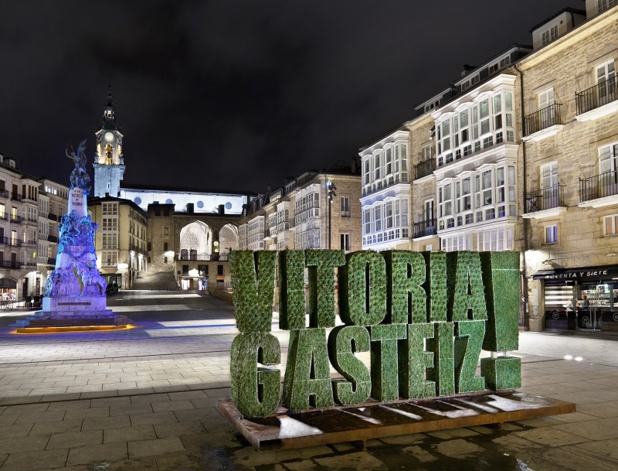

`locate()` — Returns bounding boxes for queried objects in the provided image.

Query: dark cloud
[0,0,581,193]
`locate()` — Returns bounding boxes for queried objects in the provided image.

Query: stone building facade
[238,163,362,254]
[518,3,618,330]
[89,195,148,290]
[146,203,241,291]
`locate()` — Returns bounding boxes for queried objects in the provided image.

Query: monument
[16,141,130,332]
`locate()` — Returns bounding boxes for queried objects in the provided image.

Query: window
[102,202,118,215]
[596,60,616,105]
[340,233,351,251]
[478,227,514,251]
[340,196,350,217]
[603,215,618,236]
[541,162,559,189]
[103,251,118,266]
[538,88,555,110]
[545,225,558,244]
[599,143,618,174]
[217,265,224,275]
[598,0,618,13]
[541,25,558,46]
[163,242,168,251]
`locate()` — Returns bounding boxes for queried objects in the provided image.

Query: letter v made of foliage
[229,250,276,333]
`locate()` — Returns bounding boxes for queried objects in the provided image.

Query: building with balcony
[519,1,618,331]
[360,130,412,251]
[36,179,68,299]
[89,195,148,290]
[239,162,362,254]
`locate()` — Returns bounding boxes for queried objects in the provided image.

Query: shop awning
[533,265,618,281]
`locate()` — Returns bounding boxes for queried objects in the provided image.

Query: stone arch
[180,221,213,261]
[219,224,239,259]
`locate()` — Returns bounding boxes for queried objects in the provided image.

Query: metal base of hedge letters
[219,392,575,451]
[223,250,576,451]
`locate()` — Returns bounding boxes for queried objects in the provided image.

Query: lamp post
[327,180,336,249]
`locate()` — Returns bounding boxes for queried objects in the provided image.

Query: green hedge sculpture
[383,251,427,324]
[447,251,487,322]
[399,323,436,399]
[306,250,346,328]
[229,250,276,333]
[370,323,407,402]
[230,333,281,418]
[339,251,387,326]
[278,250,306,331]
[454,320,485,393]
[329,325,372,406]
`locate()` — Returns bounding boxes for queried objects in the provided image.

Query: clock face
[104,132,114,142]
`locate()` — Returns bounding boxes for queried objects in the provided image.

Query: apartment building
[239,162,362,254]
[519,2,618,331]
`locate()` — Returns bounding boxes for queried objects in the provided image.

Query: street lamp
[327,181,336,249]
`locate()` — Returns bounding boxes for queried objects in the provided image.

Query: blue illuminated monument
[17,141,129,330]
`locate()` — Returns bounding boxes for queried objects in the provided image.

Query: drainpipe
[513,62,531,331]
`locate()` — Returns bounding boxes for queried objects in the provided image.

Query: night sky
[0,0,582,194]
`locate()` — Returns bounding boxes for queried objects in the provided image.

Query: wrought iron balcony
[11,193,21,201]
[525,184,564,213]
[0,190,8,199]
[580,170,618,202]
[414,159,435,180]
[0,261,21,269]
[524,104,562,136]
[413,219,437,239]
[576,77,617,115]
[10,215,22,223]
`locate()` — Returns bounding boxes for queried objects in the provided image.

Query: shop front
[534,265,618,331]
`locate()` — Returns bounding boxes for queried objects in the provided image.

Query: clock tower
[93,86,125,197]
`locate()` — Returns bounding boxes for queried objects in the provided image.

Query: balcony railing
[576,77,618,115]
[362,173,409,197]
[525,184,564,213]
[0,261,23,269]
[414,159,436,180]
[580,170,618,202]
[11,193,21,201]
[413,219,437,238]
[0,237,23,247]
[10,215,22,223]
[0,190,8,199]
[524,104,562,136]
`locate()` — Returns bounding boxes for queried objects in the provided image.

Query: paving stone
[154,452,202,471]
[46,400,91,411]
[0,435,50,454]
[90,396,132,408]
[130,393,171,404]
[513,427,591,447]
[426,427,480,440]
[104,424,157,444]
[47,429,103,449]
[67,442,129,466]
[379,433,427,446]
[0,449,68,471]
[167,390,208,401]
[63,406,110,420]
[151,399,196,412]
[153,420,206,439]
[181,431,244,453]
[30,419,83,435]
[313,451,389,470]
[434,438,485,458]
[400,444,439,463]
[110,402,154,416]
[82,414,132,431]
[576,438,618,461]
[130,410,178,427]
[128,436,185,458]
[0,422,34,439]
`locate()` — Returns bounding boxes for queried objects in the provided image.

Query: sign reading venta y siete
[229,250,521,419]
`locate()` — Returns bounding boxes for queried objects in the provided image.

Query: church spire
[102,80,117,130]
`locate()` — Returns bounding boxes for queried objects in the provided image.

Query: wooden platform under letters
[219,392,576,451]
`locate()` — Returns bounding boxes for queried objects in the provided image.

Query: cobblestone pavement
[1,292,618,470]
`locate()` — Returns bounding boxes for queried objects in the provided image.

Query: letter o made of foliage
[340,251,387,326]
